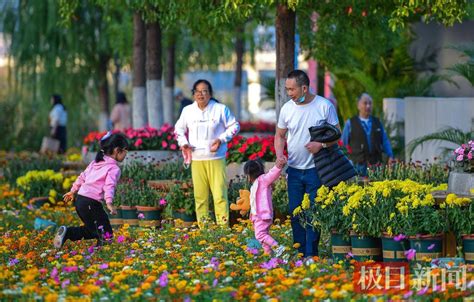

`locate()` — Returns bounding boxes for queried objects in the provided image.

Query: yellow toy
[230,189,250,216]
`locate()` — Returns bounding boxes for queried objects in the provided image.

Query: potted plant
[397,186,446,261]
[311,182,353,261]
[166,183,196,227]
[338,183,383,262]
[115,179,139,226]
[444,193,474,263]
[135,181,166,228]
[449,140,474,195]
[16,169,64,207]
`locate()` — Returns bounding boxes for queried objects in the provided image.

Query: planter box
[83,150,179,165]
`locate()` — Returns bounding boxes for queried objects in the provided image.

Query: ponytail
[95,132,129,162]
[95,149,105,162]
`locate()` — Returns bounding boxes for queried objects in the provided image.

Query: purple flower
[158,271,168,287]
[260,258,279,270]
[117,235,125,243]
[61,279,70,289]
[103,232,112,240]
[405,249,416,261]
[98,225,104,230]
[159,199,167,206]
[295,260,303,267]
[88,246,95,254]
[394,234,407,242]
[210,257,220,270]
[212,279,218,287]
[427,243,435,250]
[8,258,19,266]
[70,250,78,256]
[346,252,354,259]
[51,267,58,279]
[246,247,259,255]
[138,213,145,219]
[99,263,109,270]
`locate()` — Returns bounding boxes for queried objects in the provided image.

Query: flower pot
[120,205,138,226]
[172,209,196,228]
[447,171,474,196]
[462,234,474,264]
[381,235,409,262]
[331,232,351,261]
[350,233,382,261]
[136,205,163,227]
[108,208,123,228]
[409,234,443,261]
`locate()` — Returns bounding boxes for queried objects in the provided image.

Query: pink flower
[394,234,407,242]
[117,235,125,243]
[162,141,168,149]
[468,151,472,160]
[403,291,413,298]
[134,138,143,147]
[159,271,169,287]
[405,248,416,260]
[138,213,145,219]
[159,199,167,206]
[456,154,464,161]
[170,144,177,150]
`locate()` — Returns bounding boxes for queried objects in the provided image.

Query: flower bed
[0,184,473,300]
[239,121,275,133]
[83,125,178,152]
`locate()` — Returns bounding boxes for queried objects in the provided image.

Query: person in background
[174,79,240,228]
[110,92,131,131]
[175,89,193,117]
[49,94,68,154]
[342,93,394,177]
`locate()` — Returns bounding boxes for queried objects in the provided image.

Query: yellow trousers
[191,159,229,226]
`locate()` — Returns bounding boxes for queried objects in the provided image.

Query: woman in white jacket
[174,79,240,227]
[49,94,68,153]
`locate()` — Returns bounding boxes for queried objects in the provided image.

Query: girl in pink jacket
[54,132,129,249]
[243,158,287,256]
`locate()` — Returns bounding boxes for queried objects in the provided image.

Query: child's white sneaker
[273,245,286,258]
[54,226,67,249]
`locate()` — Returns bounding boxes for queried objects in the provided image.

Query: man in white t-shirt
[275,70,341,258]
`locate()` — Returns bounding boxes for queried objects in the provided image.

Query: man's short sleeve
[277,105,288,129]
[326,102,339,126]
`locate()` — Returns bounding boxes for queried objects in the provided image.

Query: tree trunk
[113,53,120,99]
[98,54,110,131]
[275,4,295,120]
[146,21,163,129]
[163,34,176,124]
[133,12,147,128]
[233,25,245,121]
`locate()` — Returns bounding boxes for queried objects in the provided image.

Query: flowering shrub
[114,178,164,207]
[299,180,450,238]
[368,161,449,185]
[16,170,64,200]
[453,140,474,172]
[166,183,195,215]
[226,135,282,163]
[239,121,275,133]
[83,125,179,152]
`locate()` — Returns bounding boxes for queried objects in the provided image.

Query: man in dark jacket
[342,93,394,176]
